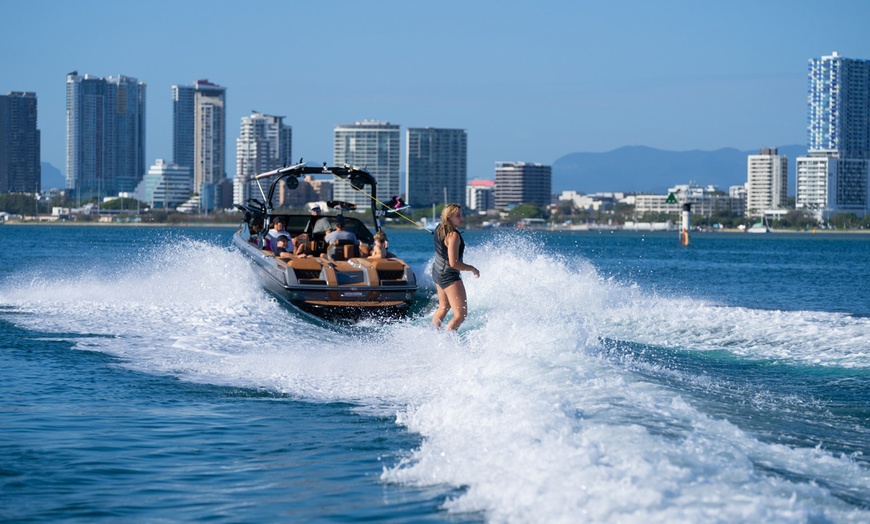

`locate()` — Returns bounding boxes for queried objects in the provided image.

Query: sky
[3,0,870,184]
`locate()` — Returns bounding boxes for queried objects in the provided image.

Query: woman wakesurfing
[431,204,480,330]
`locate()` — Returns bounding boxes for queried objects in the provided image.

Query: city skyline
[4,0,870,187]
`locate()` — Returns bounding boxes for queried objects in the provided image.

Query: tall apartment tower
[234,112,292,205]
[796,52,870,220]
[173,80,227,211]
[0,92,40,194]
[66,72,146,201]
[333,121,400,208]
[746,148,788,218]
[494,161,552,209]
[405,128,467,208]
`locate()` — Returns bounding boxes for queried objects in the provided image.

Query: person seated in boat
[324,215,359,260]
[312,216,335,235]
[324,215,358,245]
[272,233,312,259]
[291,233,311,257]
[272,235,293,258]
[247,222,262,245]
[368,230,390,259]
[266,218,288,250]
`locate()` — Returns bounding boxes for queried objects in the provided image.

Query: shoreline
[0,220,240,228]
[2,220,866,234]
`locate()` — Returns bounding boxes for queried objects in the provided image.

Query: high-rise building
[136,159,192,209]
[66,72,146,201]
[494,161,552,209]
[797,52,870,220]
[234,112,292,205]
[172,85,195,172]
[466,179,495,211]
[406,128,467,208]
[173,80,227,211]
[333,121,400,208]
[746,148,788,218]
[0,92,40,194]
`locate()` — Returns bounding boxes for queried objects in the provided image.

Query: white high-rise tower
[746,148,788,219]
[797,52,870,221]
[173,80,227,212]
[234,112,292,205]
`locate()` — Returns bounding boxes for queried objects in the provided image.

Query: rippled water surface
[1,225,868,522]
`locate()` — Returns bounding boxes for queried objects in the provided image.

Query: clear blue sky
[3,0,869,182]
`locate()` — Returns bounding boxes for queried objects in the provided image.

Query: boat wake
[1,236,868,521]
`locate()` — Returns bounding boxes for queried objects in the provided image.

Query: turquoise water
[1,225,869,522]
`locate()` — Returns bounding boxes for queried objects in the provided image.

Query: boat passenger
[273,235,292,257]
[312,216,334,235]
[248,222,262,245]
[369,230,389,259]
[432,204,479,331]
[266,218,288,250]
[292,233,311,258]
[324,215,358,245]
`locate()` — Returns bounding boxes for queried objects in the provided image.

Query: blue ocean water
[1,224,868,522]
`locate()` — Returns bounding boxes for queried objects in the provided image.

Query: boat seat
[327,241,359,261]
[368,259,405,272]
[286,257,323,271]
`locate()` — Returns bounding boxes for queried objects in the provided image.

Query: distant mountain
[551,145,806,194]
[41,162,65,190]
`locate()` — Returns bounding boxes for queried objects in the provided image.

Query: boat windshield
[310,216,373,244]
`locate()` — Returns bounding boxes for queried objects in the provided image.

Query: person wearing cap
[310,204,322,216]
[324,215,358,245]
[273,235,292,257]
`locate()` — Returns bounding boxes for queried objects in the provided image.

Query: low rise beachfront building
[136,159,192,209]
[466,179,495,211]
[559,191,627,212]
[634,183,737,218]
[729,185,747,217]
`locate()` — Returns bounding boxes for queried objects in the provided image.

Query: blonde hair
[373,230,387,243]
[437,204,462,242]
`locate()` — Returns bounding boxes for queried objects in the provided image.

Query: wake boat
[232,162,418,320]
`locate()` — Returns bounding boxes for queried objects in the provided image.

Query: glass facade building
[66,72,146,201]
[405,128,467,208]
[0,92,40,194]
